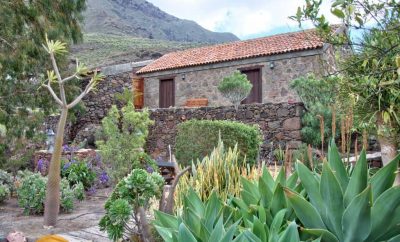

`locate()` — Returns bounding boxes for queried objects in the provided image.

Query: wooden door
[241,69,262,104]
[159,78,175,108]
[132,77,144,109]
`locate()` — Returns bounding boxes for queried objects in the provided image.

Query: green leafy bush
[61,159,96,190]
[218,70,252,108]
[99,169,164,241]
[96,102,154,181]
[0,184,10,203]
[175,120,262,166]
[285,143,400,241]
[16,172,83,215]
[0,169,14,198]
[291,74,340,146]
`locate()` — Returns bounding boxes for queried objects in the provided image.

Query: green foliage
[16,173,83,215]
[291,0,400,150]
[154,188,301,242]
[96,102,154,182]
[61,159,96,190]
[291,74,340,146]
[99,169,164,241]
[0,184,10,203]
[72,182,85,201]
[176,139,259,210]
[0,0,87,169]
[285,142,400,241]
[218,71,253,108]
[16,173,47,215]
[175,120,262,166]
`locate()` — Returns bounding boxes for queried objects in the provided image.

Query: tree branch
[43,84,63,106]
[49,52,67,105]
[66,80,94,109]
[61,73,79,84]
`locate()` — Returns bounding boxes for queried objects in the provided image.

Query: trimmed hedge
[175,120,262,166]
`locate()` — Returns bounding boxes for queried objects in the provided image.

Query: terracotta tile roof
[137,28,325,74]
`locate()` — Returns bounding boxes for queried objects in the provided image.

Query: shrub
[99,169,164,241]
[0,184,10,203]
[218,70,252,108]
[290,74,340,146]
[0,169,14,194]
[96,102,154,182]
[175,120,262,166]
[16,172,82,215]
[176,139,259,209]
[61,159,96,190]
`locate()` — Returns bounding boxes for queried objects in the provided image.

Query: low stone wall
[145,102,304,160]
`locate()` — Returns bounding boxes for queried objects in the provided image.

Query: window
[159,78,175,108]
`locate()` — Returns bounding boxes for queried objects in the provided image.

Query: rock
[283,117,301,130]
[6,231,26,242]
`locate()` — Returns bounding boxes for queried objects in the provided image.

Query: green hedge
[175,120,262,166]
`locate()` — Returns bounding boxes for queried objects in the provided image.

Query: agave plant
[230,165,303,222]
[154,188,302,242]
[285,142,400,242]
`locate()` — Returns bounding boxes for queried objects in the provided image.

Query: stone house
[135,28,336,108]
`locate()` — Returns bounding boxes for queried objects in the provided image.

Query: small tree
[218,71,252,109]
[96,102,154,182]
[41,37,104,227]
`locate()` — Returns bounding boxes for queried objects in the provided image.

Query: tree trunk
[43,108,68,227]
[376,113,399,185]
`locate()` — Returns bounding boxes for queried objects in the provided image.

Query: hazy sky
[146,0,339,39]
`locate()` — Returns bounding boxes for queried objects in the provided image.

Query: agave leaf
[269,209,287,241]
[320,162,344,241]
[183,207,202,237]
[284,187,326,229]
[388,234,400,242]
[233,230,262,242]
[259,176,273,208]
[154,210,179,229]
[185,188,205,217]
[274,166,286,190]
[220,221,240,242]
[154,225,175,242]
[295,162,326,217]
[301,228,339,242]
[343,150,368,207]
[178,223,197,242]
[328,142,349,191]
[204,192,222,231]
[241,177,260,199]
[261,166,275,191]
[370,154,400,201]
[287,171,299,189]
[252,217,267,242]
[257,205,267,224]
[342,185,372,242]
[270,183,287,216]
[209,216,225,242]
[368,186,400,241]
[278,221,300,242]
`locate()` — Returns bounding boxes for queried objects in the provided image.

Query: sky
[146,0,340,40]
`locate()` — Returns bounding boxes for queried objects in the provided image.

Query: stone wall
[140,48,332,108]
[68,72,133,142]
[145,102,304,161]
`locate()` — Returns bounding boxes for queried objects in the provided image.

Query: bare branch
[66,80,94,109]
[49,53,67,104]
[0,36,14,49]
[43,84,63,106]
[61,74,79,84]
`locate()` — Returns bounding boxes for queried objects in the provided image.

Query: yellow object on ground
[36,235,68,242]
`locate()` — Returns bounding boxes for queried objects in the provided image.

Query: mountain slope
[83,0,239,43]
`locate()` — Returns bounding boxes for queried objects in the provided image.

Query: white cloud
[147,0,340,39]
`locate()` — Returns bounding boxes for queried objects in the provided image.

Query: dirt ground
[0,188,112,241]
